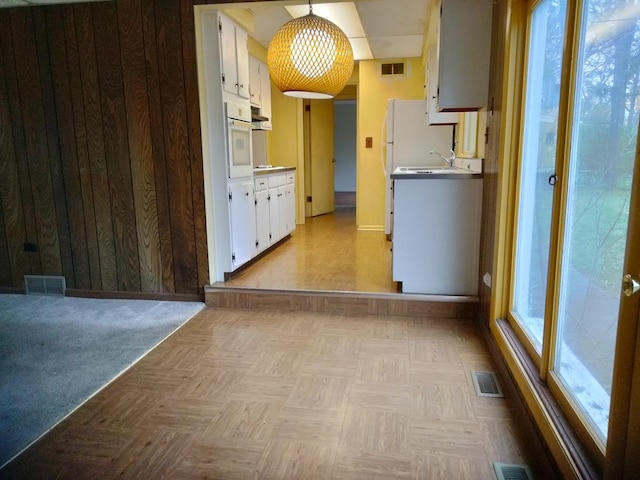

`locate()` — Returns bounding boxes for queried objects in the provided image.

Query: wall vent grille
[381,62,404,75]
[24,275,66,296]
[471,371,504,397]
[493,463,534,480]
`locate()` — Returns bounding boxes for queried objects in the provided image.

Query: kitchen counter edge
[253,166,296,176]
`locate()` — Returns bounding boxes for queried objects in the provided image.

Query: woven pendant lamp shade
[267,13,354,99]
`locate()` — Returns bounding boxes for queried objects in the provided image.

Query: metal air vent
[471,370,504,398]
[381,62,404,75]
[24,275,66,296]
[493,463,534,480]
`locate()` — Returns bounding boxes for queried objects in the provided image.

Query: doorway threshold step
[205,284,478,318]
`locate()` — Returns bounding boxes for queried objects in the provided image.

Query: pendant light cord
[308,0,312,14]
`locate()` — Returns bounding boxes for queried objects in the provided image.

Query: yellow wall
[356,58,425,229]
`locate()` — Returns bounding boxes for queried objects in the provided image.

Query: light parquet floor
[223,207,398,293]
[1,307,555,479]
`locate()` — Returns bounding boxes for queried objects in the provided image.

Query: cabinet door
[255,189,270,253]
[259,62,272,128]
[229,181,257,269]
[235,27,250,99]
[438,0,492,110]
[285,182,295,234]
[426,46,459,124]
[219,14,238,97]
[268,187,280,244]
[249,56,261,107]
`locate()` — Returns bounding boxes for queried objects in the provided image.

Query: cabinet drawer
[286,172,295,184]
[268,174,286,188]
[254,178,268,191]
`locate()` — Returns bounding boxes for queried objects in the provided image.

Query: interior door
[305,99,335,217]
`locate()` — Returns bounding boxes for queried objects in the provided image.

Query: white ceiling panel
[356,0,430,37]
[227,0,431,61]
[368,34,425,59]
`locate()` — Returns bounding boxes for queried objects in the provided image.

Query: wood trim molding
[494,317,600,479]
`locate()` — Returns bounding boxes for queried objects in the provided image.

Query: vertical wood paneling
[10,9,62,276]
[0,201,11,287]
[0,13,41,275]
[93,1,141,291]
[42,7,87,289]
[73,3,118,291]
[117,0,163,292]
[0,29,30,287]
[154,0,197,293]
[141,0,175,293]
[62,7,103,290]
[0,0,209,295]
[180,0,209,292]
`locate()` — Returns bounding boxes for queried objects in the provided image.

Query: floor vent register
[471,371,504,398]
[493,462,534,480]
[24,275,66,296]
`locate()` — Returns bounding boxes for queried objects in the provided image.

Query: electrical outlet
[365,137,373,148]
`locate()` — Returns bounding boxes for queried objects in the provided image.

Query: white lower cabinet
[269,186,286,242]
[285,173,295,234]
[228,178,257,269]
[255,188,270,253]
[253,171,296,254]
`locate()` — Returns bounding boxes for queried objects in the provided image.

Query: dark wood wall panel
[154,0,197,294]
[141,0,175,293]
[43,7,88,290]
[180,0,209,291]
[0,30,31,286]
[10,10,62,276]
[93,1,141,292]
[74,4,119,292]
[0,0,215,295]
[117,0,163,293]
[0,14,42,276]
[63,8,103,290]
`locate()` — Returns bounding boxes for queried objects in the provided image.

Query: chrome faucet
[430,149,456,168]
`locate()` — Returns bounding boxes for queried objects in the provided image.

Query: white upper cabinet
[249,56,261,107]
[249,56,273,130]
[219,13,250,100]
[437,0,493,111]
[426,46,459,124]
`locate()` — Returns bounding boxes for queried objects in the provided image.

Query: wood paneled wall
[0,0,247,295]
[478,0,508,322]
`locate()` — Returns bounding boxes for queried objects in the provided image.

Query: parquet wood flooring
[222,207,396,293]
[1,307,555,479]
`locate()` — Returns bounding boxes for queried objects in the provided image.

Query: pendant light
[267,1,354,99]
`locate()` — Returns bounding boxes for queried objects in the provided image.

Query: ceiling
[0,0,434,61]
[223,0,434,61]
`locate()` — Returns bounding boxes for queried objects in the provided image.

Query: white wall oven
[225,100,253,178]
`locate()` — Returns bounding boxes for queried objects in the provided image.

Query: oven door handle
[230,119,252,129]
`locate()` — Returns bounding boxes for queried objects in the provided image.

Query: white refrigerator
[384,99,455,235]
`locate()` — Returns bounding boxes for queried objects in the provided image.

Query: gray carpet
[0,294,204,467]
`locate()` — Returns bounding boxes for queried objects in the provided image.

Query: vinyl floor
[0,307,555,479]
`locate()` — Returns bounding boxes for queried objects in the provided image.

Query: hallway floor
[223,207,398,294]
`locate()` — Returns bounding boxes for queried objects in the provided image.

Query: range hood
[251,106,268,123]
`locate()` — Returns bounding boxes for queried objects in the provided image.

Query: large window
[510,0,639,453]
